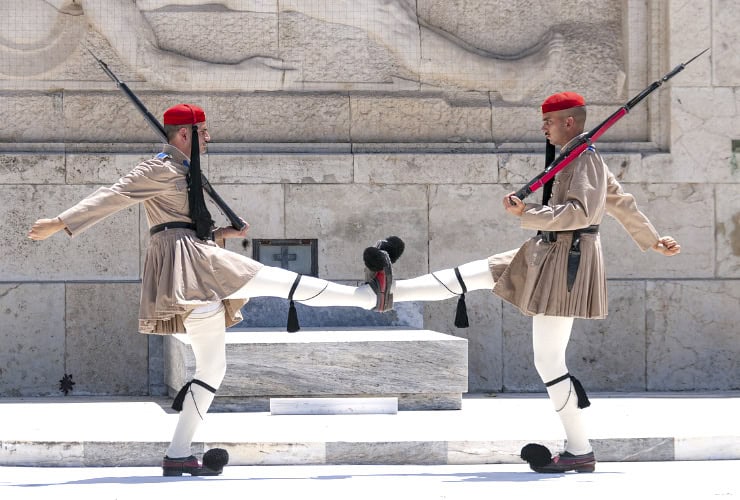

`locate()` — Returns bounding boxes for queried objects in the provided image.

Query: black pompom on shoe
[203,448,229,473]
[363,246,388,273]
[377,236,405,263]
[520,443,552,468]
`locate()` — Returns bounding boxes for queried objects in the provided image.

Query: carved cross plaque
[252,239,318,277]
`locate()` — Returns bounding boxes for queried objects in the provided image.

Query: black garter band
[544,372,591,409]
[172,378,218,412]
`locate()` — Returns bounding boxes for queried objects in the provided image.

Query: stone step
[2,395,738,466]
[165,328,468,411]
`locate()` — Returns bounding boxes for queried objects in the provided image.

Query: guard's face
[541,111,570,147]
[194,122,210,153]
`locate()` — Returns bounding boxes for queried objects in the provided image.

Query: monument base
[165,328,468,411]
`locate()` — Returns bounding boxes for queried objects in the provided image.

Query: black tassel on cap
[570,374,591,409]
[287,275,302,332]
[453,267,469,328]
[187,124,215,240]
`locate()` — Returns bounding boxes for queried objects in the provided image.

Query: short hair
[164,124,189,142]
[552,106,587,130]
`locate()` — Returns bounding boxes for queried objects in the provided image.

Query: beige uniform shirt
[490,141,659,319]
[58,144,262,334]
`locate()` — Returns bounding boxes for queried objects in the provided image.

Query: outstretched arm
[28,217,66,240]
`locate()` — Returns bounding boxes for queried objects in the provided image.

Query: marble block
[164,329,468,411]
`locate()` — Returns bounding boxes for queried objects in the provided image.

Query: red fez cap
[541,92,586,114]
[163,104,206,126]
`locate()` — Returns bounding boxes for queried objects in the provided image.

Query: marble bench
[164,328,468,411]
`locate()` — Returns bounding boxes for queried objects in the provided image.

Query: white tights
[532,314,592,455]
[166,305,227,459]
[392,259,494,302]
[166,266,377,458]
[227,266,376,309]
[394,262,591,455]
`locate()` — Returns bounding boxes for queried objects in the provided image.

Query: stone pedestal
[164,328,468,411]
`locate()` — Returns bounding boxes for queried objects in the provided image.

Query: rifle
[512,48,710,203]
[89,50,247,231]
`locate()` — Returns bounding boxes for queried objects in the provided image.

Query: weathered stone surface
[207,94,351,143]
[224,442,325,466]
[712,0,740,86]
[716,184,740,277]
[208,154,353,184]
[0,284,65,396]
[203,183,285,242]
[3,185,141,281]
[592,437,674,462]
[423,292,504,393]
[354,154,498,185]
[646,280,740,391]
[0,92,64,142]
[0,154,65,184]
[600,183,714,279]
[418,0,623,102]
[428,183,531,270]
[144,10,279,65]
[66,153,154,184]
[668,1,712,87]
[285,184,429,279]
[0,441,84,467]
[326,441,447,465]
[165,329,468,410]
[502,281,648,392]
[670,87,740,184]
[350,93,492,143]
[65,283,147,395]
[279,10,416,89]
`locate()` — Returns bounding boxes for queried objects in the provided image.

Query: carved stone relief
[1,0,626,103]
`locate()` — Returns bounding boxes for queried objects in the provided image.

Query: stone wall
[1,0,738,396]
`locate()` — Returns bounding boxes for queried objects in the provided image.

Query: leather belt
[150,222,196,236]
[540,225,600,292]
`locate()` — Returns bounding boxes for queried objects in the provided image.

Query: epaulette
[586,145,596,152]
[155,152,172,160]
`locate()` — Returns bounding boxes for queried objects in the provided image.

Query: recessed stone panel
[601,183,713,279]
[712,0,740,86]
[646,280,740,391]
[423,291,504,393]
[0,92,64,142]
[65,283,147,395]
[502,281,647,392]
[670,87,740,184]
[208,154,353,184]
[428,184,531,271]
[0,284,65,396]
[3,185,141,281]
[0,153,65,184]
[350,93,492,143]
[355,153,498,185]
[716,184,740,277]
[668,1,712,87]
[65,153,154,184]
[285,184,428,279]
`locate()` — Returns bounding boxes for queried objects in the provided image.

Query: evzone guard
[28,103,403,476]
[385,91,681,472]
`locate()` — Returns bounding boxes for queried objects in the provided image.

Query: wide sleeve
[519,151,605,232]
[57,160,172,237]
[604,170,660,251]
